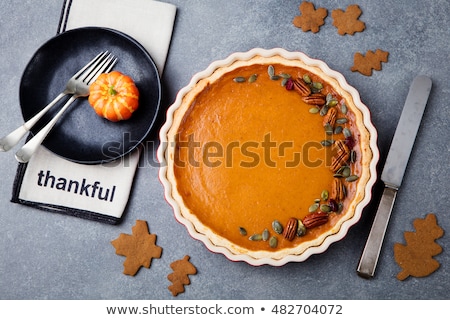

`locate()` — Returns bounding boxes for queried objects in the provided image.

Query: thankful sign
[15,146,139,219]
[36,170,117,202]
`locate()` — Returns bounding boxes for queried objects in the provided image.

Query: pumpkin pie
[159,49,378,265]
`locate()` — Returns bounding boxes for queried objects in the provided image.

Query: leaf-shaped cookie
[293,1,328,33]
[331,4,365,35]
[111,220,162,276]
[350,49,389,76]
[167,255,197,296]
[394,213,444,281]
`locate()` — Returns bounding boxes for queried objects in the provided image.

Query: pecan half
[282,218,298,241]
[302,212,329,229]
[292,78,311,97]
[323,107,338,127]
[302,93,326,106]
[331,177,346,201]
[330,140,350,172]
[335,139,349,154]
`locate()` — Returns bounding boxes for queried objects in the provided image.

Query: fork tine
[76,52,110,82]
[86,54,118,85]
[72,51,108,79]
[104,57,118,74]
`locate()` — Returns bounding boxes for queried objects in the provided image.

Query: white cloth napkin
[60,0,176,74]
[12,0,176,224]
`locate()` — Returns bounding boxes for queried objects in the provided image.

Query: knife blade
[357,75,432,278]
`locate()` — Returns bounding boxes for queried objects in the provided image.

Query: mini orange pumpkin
[88,71,139,122]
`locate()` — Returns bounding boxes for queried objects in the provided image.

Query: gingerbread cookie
[331,4,365,35]
[167,255,197,296]
[111,220,162,276]
[394,213,444,281]
[293,1,328,33]
[350,49,389,76]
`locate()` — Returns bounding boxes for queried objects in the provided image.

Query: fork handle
[0,92,67,152]
[15,95,77,163]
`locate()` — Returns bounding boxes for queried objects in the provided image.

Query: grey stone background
[0,0,448,299]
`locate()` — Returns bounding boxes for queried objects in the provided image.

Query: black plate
[19,27,161,164]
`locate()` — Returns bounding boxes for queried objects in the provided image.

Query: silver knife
[357,75,432,278]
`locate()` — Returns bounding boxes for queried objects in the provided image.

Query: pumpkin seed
[233,76,246,83]
[262,228,270,241]
[342,166,351,178]
[336,118,348,124]
[328,99,338,107]
[248,74,258,83]
[269,236,278,248]
[281,77,289,86]
[324,123,333,135]
[297,220,306,237]
[280,73,291,79]
[334,125,343,134]
[321,139,334,147]
[249,233,262,241]
[320,204,331,212]
[350,150,357,163]
[309,203,319,212]
[320,105,329,116]
[268,65,275,77]
[303,74,312,84]
[341,103,348,114]
[314,198,321,203]
[346,175,359,182]
[270,75,281,81]
[321,189,329,201]
[309,107,320,114]
[239,227,247,236]
[326,93,333,103]
[312,82,323,90]
[325,94,337,106]
[343,127,352,138]
[272,220,283,234]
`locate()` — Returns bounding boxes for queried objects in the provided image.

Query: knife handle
[357,186,397,278]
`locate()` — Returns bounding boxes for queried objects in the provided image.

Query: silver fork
[15,53,117,163]
[0,51,112,152]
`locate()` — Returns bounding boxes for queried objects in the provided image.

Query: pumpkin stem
[108,85,118,96]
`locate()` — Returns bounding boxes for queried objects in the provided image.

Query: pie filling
[167,57,370,257]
